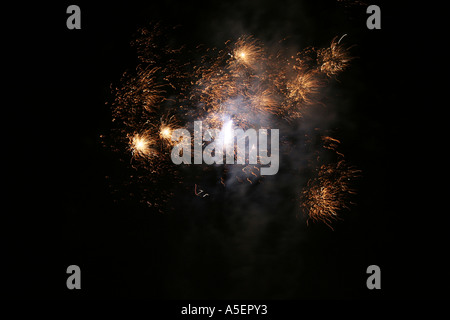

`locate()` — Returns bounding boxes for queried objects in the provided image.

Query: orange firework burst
[286,70,322,107]
[159,126,172,141]
[317,35,353,78]
[301,160,361,229]
[114,66,165,113]
[105,23,359,216]
[129,132,157,159]
[232,35,264,68]
[157,114,181,147]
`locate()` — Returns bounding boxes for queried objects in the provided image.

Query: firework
[317,35,353,78]
[300,160,361,229]
[129,132,157,160]
[232,36,264,68]
[157,114,181,147]
[104,23,359,227]
[113,66,165,115]
[286,69,322,108]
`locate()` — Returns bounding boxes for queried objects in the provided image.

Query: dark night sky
[4,0,448,301]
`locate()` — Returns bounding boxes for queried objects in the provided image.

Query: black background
[4,0,448,301]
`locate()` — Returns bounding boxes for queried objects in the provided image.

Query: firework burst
[104,23,359,227]
[232,36,264,68]
[301,160,361,229]
[317,35,353,78]
[129,132,156,160]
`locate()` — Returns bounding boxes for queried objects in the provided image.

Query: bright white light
[222,120,234,146]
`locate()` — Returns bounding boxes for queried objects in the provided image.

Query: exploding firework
[317,35,353,78]
[286,69,322,110]
[104,23,359,227]
[232,35,264,68]
[300,160,361,229]
[129,132,156,159]
[157,114,181,147]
